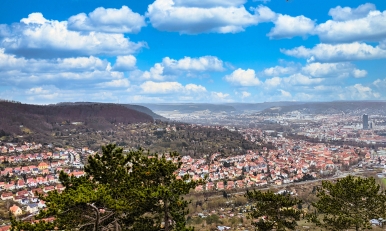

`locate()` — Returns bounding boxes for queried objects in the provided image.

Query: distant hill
[261,101,386,115]
[0,101,153,137]
[122,104,167,121]
[139,103,237,113]
[226,102,307,113]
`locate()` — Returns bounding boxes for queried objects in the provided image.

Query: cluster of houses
[177,139,366,192]
[0,143,91,228]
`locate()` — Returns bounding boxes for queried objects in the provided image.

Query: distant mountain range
[140,102,307,114]
[261,101,386,115]
[140,101,386,115]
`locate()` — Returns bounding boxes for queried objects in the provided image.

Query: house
[9,205,22,216]
[1,192,13,200]
[43,186,55,193]
[38,162,49,170]
[26,203,39,214]
[0,225,10,231]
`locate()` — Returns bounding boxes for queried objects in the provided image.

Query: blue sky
[1,0,386,104]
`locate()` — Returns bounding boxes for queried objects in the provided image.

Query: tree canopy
[308,175,386,231]
[245,190,302,231]
[12,144,204,231]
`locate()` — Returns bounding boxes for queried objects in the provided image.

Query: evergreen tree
[308,175,386,231]
[246,190,302,231]
[12,144,203,231]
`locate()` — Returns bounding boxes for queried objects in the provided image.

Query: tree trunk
[164,200,170,231]
[88,203,100,231]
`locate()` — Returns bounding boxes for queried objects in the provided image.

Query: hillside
[0,101,153,138]
[122,104,167,121]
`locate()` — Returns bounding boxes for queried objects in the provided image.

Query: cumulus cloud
[283,73,323,85]
[264,77,282,88]
[338,84,380,100]
[0,49,110,73]
[97,78,130,88]
[241,91,251,98]
[68,6,146,34]
[162,56,225,73]
[0,13,146,58]
[224,68,261,86]
[173,0,246,8]
[112,55,137,71]
[279,89,291,98]
[268,14,315,39]
[282,42,386,62]
[263,65,298,76]
[316,6,386,43]
[146,0,261,34]
[134,56,225,81]
[140,81,206,94]
[211,91,230,101]
[328,3,376,21]
[302,62,367,78]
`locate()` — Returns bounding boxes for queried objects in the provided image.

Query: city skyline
[1,0,386,104]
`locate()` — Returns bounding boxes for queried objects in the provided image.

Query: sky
[1,0,386,104]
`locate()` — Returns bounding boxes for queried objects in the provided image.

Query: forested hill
[0,101,153,136]
[56,102,166,121]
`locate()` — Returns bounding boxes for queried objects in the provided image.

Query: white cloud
[140,81,206,94]
[133,56,225,81]
[241,91,251,98]
[224,68,261,86]
[112,55,137,71]
[139,64,166,81]
[20,12,48,24]
[173,0,246,8]
[0,49,110,73]
[68,6,146,34]
[338,84,380,100]
[185,83,207,93]
[302,62,367,78]
[211,91,230,101]
[98,78,130,88]
[352,69,367,78]
[279,89,291,98]
[283,73,323,85]
[268,14,315,39]
[1,13,146,58]
[162,56,225,72]
[316,7,386,43]
[263,65,298,76]
[146,0,260,34]
[264,77,282,88]
[328,3,376,21]
[282,42,386,62]
[253,6,277,22]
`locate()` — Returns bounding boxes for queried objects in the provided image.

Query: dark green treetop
[308,175,386,231]
[246,190,302,231]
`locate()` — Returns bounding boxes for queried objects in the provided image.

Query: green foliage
[308,175,386,231]
[12,144,204,231]
[246,190,302,231]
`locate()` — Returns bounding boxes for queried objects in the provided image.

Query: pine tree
[308,175,386,231]
[11,144,203,231]
[246,190,302,231]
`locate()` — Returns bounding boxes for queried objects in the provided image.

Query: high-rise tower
[363,114,368,130]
